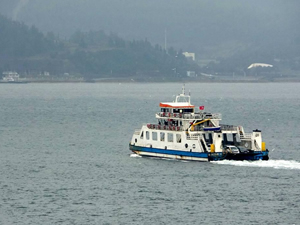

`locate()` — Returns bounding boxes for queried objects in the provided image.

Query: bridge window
[173,109,180,113]
[183,108,194,113]
[140,131,144,139]
[176,134,181,143]
[161,108,169,112]
[146,131,150,140]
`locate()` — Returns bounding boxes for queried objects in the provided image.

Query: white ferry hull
[129,144,268,162]
[133,150,209,161]
[129,144,214,162]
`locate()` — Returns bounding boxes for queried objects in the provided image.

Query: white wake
[211,160,300,170]
[130,153,142,158]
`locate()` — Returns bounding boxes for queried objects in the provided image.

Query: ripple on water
[0,83,300,225]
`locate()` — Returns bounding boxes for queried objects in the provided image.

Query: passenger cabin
[159,91,194,114]
[156,91,195,130]
[159,102,195,114]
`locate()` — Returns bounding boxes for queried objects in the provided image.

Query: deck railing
[220,124,238,131]
[146,124,183,131]
[240,134,252,139]
[157,112,221,120]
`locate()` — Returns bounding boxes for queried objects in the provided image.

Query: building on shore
[183,52,196,61]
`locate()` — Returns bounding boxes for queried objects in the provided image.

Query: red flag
[199,106,205,110]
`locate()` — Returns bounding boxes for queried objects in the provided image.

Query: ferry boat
[0,72,28,83]
[129,86,269,162]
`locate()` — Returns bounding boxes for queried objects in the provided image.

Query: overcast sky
[1,0,299,55]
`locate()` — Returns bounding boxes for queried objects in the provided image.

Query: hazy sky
[1,0,299,55]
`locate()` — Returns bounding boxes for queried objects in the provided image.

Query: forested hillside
[0,14,197,79]
[0,16,57,58]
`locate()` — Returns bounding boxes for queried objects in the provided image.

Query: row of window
[140,130,238,145]
[161,108,194,113]
[140,131,181,143]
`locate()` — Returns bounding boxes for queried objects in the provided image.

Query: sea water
[0,82,299,224]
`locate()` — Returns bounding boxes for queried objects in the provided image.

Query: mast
[175,84,190,104]
[182,84,185,95]
[164,29,167,53]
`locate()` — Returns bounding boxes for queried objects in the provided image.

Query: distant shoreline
[6,78,300,83]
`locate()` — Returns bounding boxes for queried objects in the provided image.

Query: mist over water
[0,83,299,224]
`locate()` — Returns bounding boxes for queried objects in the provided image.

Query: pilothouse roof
[159,85,195,108]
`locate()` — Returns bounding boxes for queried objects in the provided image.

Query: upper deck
[159,85,195,113]
[157,86,221,120]
[156,112,222,120]
[159,102,195,109]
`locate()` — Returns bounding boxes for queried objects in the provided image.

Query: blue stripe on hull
[129,144,269,161]
[130,144,209,159]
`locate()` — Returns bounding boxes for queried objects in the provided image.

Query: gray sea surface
[0,83,299,225]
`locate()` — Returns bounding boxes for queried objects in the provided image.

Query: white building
[247,63,273,69]
[187,71,196,77]
[183,52,196,61]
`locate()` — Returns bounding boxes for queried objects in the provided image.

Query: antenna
[164,29,167,52]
